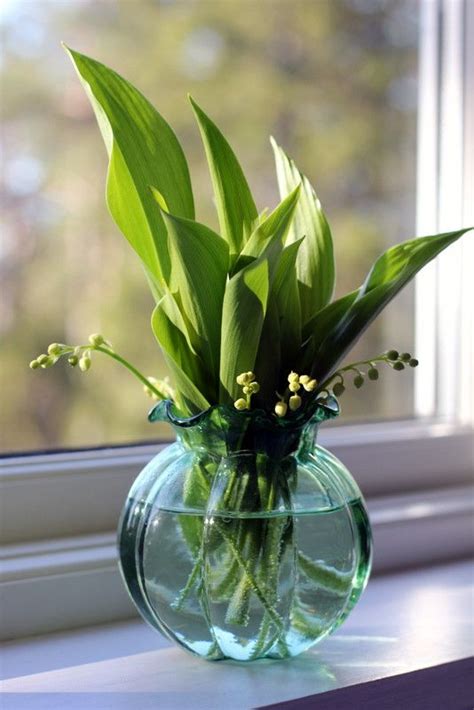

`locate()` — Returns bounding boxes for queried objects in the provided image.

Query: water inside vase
[120,497,371,661]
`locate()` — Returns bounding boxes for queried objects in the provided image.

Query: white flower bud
[274,401,288,417]
[79,355,91,372]
[289,394,302,411]
[303,378,318,392]
[289,381,301,393]
[89,333,105,346]
[288,371,299,384]
[48,343,62,356]
[29,359,40,370]
[234,398,248,411]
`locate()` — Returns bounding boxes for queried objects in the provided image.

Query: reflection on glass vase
[117,397,372,662]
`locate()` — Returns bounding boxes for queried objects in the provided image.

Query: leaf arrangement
[31,46,471,418]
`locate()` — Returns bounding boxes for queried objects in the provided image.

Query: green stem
[249,614,273,660]
[93,346,165,398]
[297,552,352,595]
[318,352,391,391]
[38,341,169,400]
[172,554,203,610]
[213,519,285,633]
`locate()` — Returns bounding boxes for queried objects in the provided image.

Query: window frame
[0,0,473,640]
[415,0,473,424]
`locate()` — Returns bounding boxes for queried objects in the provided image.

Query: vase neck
[149,398,339,460]
[175,419,322,459]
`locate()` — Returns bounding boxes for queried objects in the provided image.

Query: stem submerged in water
[173,454,295,659]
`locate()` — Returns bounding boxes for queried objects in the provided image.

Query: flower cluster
[29,334,109,372]
[30,336,418,421]
[274,371,318,417]
[234,372,260,410]
[143,376,175,401]
[320,349,419,398]
[29,334,170,402]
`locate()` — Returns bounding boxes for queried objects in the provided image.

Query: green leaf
[271,137,335,322]
[252,208,270,231]
[152,194,229,386]
[253,238,306,394]
[157,286,197,354]
[234,185,301,270]
[272,238,305,364]
[189,96,258,256]
[298,289,359,373]
[151,297,210,413]
[313,228,472,382]
[220,254,273,403]
[253,297,281,402]
[219,233,284,402]
[65,45,194,288]
[302,290,359,345]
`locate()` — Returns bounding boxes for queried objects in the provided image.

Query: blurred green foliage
[0,0,418,453]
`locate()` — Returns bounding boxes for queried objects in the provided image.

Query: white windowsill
[1,560,472,709]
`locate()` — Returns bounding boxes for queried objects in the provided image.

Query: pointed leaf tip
[149,186,169,212]
[190,98,258,255]
[66,48,195,288]
[271,138,335,320]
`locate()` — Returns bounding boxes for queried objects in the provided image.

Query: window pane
[0,0,419,453]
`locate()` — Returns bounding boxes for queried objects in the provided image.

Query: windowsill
[1,560,472,708]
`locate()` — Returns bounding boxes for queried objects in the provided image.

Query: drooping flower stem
[29,336,173,401]
[318,350,419,398]
[93,346,164,397]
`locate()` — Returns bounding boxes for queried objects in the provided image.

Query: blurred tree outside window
[0,0,419,454]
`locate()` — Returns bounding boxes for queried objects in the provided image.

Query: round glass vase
[117,397,372,662]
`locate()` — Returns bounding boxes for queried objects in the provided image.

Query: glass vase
[117,397,372,662]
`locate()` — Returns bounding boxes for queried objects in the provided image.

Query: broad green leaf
[312,228,471,382]
[189,96,258,256]
[153,197,229,384]
[254,238,305,397]
[158,287,198,354]
[272,238,305,364]
[220,234,284,401]
[65,46,194,287]
[144,265,164,303]
[298,289,359,374]
[271,137,335,322]
[254,296,281,402]
[302,290,359,344]
[220,256,270,403]
[151,298,210,413]
[234,185,301,271]
[251,208,270,231]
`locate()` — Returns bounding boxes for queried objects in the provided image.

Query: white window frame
[415,0,473,425]
[1,0,473,640]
